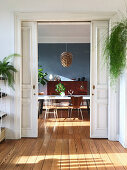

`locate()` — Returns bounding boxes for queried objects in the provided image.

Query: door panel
[90,21,108,138]
[21,22,38,137]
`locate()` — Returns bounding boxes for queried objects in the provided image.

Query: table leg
[86,99,90,114]
[38,99,44,118]
[40,99,44,114]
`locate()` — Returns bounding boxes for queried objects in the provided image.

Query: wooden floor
[0,110,127,170]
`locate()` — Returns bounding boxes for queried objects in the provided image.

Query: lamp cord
[66,43,67,52]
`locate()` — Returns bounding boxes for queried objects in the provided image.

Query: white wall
[0,0,126,139]
[38,23,90,43]
[0,0,126,57]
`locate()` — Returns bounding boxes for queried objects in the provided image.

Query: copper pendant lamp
[60,44,73,67]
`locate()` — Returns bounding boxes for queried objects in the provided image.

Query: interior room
[2,0,127,168]
[38,22,90,120]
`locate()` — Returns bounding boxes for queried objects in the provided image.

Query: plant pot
[60,92,65,97]
[0,128,5,143]
[0,75,6,81]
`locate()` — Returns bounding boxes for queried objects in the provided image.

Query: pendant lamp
[60,44,73,67]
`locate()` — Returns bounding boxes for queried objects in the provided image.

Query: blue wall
[38,43,90,82]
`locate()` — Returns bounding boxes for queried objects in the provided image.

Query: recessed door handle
[33,85,35,89]
[33,93,36,95]
[93,85,95,90]
[92,94,94,96]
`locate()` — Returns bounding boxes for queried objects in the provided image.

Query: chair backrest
[44,97,56,109]
[71,96,83,108]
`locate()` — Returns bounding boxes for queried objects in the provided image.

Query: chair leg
[55,109,58,118]
[80,109,83,120]
[54,110,56,119]
[45,109,49,120]
[42,108,44,119]
[78,108,79,118]
[61,110,62,118]
[68,108,70,118]
[70,109,72,118]
[45,110,47,120]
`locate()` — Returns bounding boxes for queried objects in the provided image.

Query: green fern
[104,19,127,83]
[0,54,20,89]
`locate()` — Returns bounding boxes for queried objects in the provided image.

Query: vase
[60,92,65,97]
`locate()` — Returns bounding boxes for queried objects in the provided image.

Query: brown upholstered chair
[68,96,83,120]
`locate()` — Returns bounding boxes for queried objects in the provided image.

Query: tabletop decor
[55,82,65,96]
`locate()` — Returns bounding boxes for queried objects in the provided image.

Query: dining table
[38,95,90,100]
[38,95,90,116]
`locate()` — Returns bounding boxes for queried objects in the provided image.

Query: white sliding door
[90,21,108,138]
[21,22,38,137]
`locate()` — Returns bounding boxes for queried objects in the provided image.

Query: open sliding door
[90,21,109,138]
[21,22,38,137]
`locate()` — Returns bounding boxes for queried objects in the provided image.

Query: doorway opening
[37,22,90,127]
[21,20,109,139]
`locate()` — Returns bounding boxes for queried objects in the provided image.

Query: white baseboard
[119,136,127,148]
[116,134,119,141]
[108,134,118,141]
[6,128,21,139]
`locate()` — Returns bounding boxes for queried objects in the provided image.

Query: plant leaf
[104,19,127,84]
[3,53,20,63]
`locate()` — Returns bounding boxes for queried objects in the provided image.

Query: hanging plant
[104,19,127,83]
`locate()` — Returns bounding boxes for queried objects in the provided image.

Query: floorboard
[0,110,127,170]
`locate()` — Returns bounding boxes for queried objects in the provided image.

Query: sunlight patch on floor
[43,118,90,127]
[16,153,127,167]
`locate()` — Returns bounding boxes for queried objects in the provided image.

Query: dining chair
[55,101,70,118]
[68,96,83,120]
[43,98,58,120]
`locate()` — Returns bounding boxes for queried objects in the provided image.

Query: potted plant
[0,53,20,89]
[104,19,127,84]
[38,65,48,88]
[55,83,65,96]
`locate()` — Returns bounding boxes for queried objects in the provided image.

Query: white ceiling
[38,23,90,43]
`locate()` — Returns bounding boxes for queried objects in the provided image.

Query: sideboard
[47,81,88,95]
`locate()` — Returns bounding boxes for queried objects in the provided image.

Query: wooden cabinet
[47,81,87,95]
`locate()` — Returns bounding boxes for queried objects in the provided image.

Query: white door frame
[14,11,118,140]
